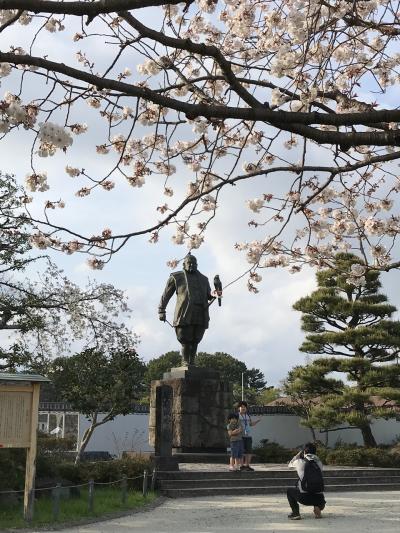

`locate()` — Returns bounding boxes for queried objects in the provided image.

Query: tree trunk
[360,424,377,447]
[75,413,98,464]
[74,412,114,464]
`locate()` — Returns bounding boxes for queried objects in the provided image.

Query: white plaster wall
[250,415,400,448]
[79,413,153,457]
[249,414,314,448]
[79,414,400,455]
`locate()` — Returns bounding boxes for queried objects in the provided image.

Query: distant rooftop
[265,396,399,409]
[0,373,50,383]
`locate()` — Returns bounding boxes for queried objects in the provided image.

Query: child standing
[227,412,244,471]
[237,400,260,471]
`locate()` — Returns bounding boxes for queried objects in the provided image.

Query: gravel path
[52,491,400,533]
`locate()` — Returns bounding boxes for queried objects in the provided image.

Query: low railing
[0,469,156,524]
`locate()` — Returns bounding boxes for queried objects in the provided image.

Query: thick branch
[2,52,400,148]
[0,0,183,16]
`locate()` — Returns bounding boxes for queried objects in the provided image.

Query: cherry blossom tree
[1,1,400,288]
[0,173,137,370]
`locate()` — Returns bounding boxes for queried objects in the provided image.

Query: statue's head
[183,253,198,273]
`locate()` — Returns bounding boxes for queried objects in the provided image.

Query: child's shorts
[230,440,244,459]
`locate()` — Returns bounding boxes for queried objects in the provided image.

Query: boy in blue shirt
[238,400,260,471]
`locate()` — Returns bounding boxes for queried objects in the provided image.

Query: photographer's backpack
[301,458,324,493]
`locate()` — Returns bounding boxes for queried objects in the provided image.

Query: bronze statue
[158,254,221,366]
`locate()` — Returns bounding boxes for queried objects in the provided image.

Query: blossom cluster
[25,172,49,193]
[38,122,73,150]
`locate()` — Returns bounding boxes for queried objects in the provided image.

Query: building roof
[265,396,399,409]
[0,373,50,383]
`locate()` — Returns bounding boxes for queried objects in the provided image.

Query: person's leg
[229,454,235,471]
[287,488,301,519]
[229,441,235,470]
[313,506,322,519]
[240,438,247,468]
[237,439,244,470]
[230,441,240,470]
[229,443,234,470]
[312,494,326,518]
[242,437,254,470]
[244,454,252,468]
[297,493,325,518]
[247,437,253,466]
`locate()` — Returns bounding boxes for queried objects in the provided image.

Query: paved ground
[55,491,400,533]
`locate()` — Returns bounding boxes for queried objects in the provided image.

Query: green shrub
[325,446,400,467]
[253,439,294,463]
[253,439,400,467]
[57,457,152,489]
[37,434,76,453]
[0,449,26,490]
[313,443,328,464]
[55,462,83,485]
[0,447,151,492]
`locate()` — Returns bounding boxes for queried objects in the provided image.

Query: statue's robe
[159,270,212,327]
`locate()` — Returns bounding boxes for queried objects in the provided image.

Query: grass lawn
[0,487,157,529]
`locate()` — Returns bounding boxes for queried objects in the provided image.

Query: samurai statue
[158,254,221,366]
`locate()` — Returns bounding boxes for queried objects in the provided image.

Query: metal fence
[0,469,155,524]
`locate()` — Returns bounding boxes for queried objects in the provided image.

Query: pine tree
[292,253,400,447]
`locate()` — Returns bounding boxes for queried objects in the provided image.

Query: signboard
[0,387,33,448]
[0,375,48,521]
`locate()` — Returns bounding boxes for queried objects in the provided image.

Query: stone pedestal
[151,384,179,471]
[149,366,233,454]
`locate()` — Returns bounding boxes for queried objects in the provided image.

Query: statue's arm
[158,275,176,321]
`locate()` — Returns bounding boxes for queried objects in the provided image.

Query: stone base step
[172,453,229,464]
[156,468,400,480]
[159,475,400,489]
[156,467,400,497]
[162,483,400,498]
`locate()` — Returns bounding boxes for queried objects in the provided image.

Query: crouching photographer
[286,442,326,520]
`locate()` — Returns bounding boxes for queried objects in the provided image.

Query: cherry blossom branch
[0,8,22,31]
[297,150,400,211]
[0,0,185,17]
[3,51,400,148]
[119,12,262,109]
